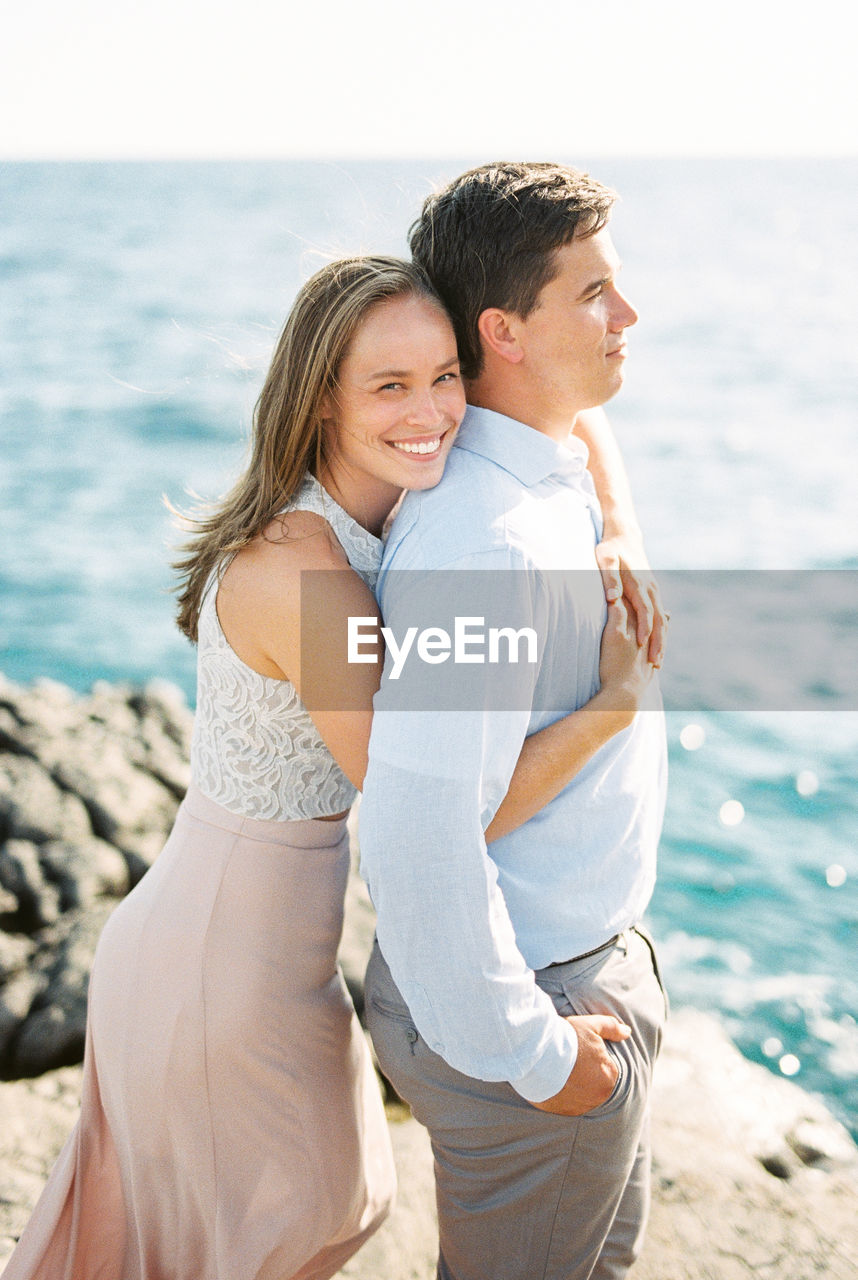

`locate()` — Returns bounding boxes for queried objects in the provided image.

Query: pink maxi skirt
[4,783,395,1280]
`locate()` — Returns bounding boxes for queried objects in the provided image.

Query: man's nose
[610,288,638,330]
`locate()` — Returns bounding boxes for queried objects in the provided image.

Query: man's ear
[476,308,524,366]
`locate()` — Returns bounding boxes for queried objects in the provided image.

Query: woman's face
[321,293,465,526]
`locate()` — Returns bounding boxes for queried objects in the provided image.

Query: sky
[1,0,856,160]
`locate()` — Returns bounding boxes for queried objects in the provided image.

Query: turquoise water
[1,159,856,1135]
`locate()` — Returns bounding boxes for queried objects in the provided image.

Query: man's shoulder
[385,445,522,569]
[420,438,514,500]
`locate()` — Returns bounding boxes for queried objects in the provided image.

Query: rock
[126,681,194,796]
[6,902,118,1078]
[647,1009,858,1182]
[2,1011,856,1280]
[0,841,61,932]
[49,743,177,865]
[0,674,190,1076]
[0,933,33,980]
[0,1066,82,1269]
[0,965,41,1066]
[0,757,93,847]
[632,1008,858,1280]
[37,837,130,912]
[788,1116,858,1168]
[0,676,190,865]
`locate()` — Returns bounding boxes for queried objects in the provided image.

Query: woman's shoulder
[230,510,350,590]
[217,517,347,652]
[212,512,357,682]
[265,508,350,568]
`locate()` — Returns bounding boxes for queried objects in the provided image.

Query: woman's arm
[486,597,654,842]
[215,510,382,791]
[218,517,654,841]
[572,407,666,667]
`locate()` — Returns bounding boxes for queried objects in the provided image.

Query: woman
[5,257,655,1280]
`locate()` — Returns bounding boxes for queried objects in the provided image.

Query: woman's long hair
[173,256,441,641]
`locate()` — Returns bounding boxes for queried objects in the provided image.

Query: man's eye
[436,372,460,384]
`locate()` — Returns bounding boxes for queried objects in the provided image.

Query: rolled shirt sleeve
[358,555,579,1102]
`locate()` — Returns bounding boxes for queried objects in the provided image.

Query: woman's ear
[476,308,524,365]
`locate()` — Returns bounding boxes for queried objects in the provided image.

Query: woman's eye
[436,372,460,384]
[379,382,403,392]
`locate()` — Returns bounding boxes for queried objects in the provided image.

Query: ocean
[1,158,856,1137]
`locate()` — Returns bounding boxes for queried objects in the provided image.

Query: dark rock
[787,1116,858,1170]
[0,676,189,865]
[0,932,33,981]
[759,1151,794,1179]
[0,677,80,762]
[0,706,27,756]
[127,680,194,796]
[0,841,62,932]
[0,756,92,847]
[8,903,117,1078]
[0,959,41,1065]
[0,673,189,1077]
[50,743,178,864]
[37,838,130,912]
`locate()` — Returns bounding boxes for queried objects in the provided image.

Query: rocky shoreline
[1,673,856,1277]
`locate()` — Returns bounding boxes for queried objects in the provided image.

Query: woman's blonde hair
[173,255,443,640]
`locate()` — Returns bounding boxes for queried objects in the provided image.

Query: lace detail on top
[190,474,383,820]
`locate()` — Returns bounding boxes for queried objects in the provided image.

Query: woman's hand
[594,597,656,723]
[594,530,666,668]
[569,406,666,666]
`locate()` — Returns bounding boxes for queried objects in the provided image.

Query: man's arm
[358,559,626,1108]
[572,407,666,666]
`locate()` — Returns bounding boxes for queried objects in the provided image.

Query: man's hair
[409,161,617,378]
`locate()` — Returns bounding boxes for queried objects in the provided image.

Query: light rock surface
[3,1010,856,1279]
[635,1009,858,1280]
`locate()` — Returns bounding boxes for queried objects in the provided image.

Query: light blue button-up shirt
[359,406,667,1102]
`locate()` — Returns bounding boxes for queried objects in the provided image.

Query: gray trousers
[365,928,668,1280]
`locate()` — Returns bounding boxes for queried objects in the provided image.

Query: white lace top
[190,474,383,820]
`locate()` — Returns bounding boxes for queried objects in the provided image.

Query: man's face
[511,226,638,430]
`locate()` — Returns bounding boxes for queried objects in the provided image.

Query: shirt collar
[453,405,591,487]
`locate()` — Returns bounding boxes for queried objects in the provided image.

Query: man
[359,161,668,1280]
